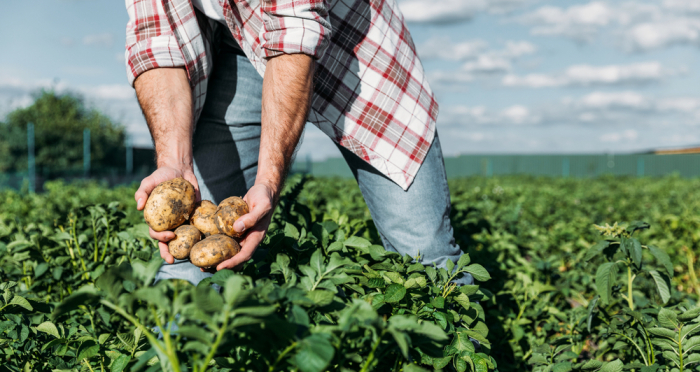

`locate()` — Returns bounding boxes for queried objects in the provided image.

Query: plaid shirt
[125,0,438,190]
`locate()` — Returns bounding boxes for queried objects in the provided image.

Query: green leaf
[457,253,471,268]
[177,326,213,345]
[295,334,335,372]
[36,321,60,338]
[384,284,407,303]
[679,307,700,321]
[657,308,678,329]
[433,356,451,369]
[584,240,610,261]
[586,295,599,333]
[552,362,573,372]
[403,364,429,372]
[307,290,335,306]
[600,359,623,372]
[110,354,131,372]
[649,270,671,304]
[10,295,33,311]
[464,264,490,282]
[344,236,371,249]
[648,245,674,278]
[77,340,100,361]
[284,223,300,240]
[388,329,410,358]
[454,293,471,310]
[595,262,617,305]
[34,262,49,278]
[630,238,642,267]
[193,285,224,313]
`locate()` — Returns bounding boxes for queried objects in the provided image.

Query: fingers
[216,230,264,271]
[135,176,159,211]
[150,227,176,242]
[234,195,272,234]
[159,241,174,264]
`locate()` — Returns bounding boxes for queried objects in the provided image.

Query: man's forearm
[134,68,194,168]
[258,54,315,196]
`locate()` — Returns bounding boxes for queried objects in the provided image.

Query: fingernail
[234,220,245,233]
[137,198,143,207]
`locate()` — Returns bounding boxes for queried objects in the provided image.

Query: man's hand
[133,67,195,264]
[135,166,200,264]
[213,53,315,270]
[214,183,275,271]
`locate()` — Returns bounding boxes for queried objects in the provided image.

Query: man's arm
[215,53,315,270]
[133,67,200,264]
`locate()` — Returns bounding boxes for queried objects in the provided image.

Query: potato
[189,234,241,268]
[168,225,202,259]
[190,200,219,237]
[214,196,249,238]
[143,177,196,232]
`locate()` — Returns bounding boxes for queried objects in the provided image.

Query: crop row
[1,175,700,371]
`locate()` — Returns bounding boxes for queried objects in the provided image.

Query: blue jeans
[154,32,472,286]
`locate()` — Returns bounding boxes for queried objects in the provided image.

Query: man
[125,0,473,287]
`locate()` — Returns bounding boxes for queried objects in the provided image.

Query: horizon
[2,0,700,160]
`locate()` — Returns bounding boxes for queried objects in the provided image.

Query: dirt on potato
[143,178,196,232]
[189,234,241,268]
[214,196,249,238]
[168,225,202,259]
[190,200,219,237]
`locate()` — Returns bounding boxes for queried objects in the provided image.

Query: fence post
[27,123,35,193]
[637,158,644,177]
[562,158,570,177]
[83,129,91,177]
[126,136,133,175]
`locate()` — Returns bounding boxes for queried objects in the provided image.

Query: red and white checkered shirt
[125,0,438,190]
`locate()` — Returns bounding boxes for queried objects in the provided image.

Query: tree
[0,90,126,175]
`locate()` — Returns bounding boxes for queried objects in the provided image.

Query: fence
[290,153,700,179]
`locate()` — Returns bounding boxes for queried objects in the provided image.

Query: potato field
[1,175,700,372]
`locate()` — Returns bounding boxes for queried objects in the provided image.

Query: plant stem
[83,359,95,372]
[269,342,297,372]
[627,265,635,311]
[360,330,385,372]
[99,300,179,372]
[615,332,648,366]
[200,307,231,372]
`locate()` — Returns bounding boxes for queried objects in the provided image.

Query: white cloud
[517,1,700,51]
[443,104,541,126]
[623,18,700,50]
[503,62,676,88]
[517,2,615,41]
[418,38,488,61]
[83,33,114,47]
[399,0,535,24]
[600,129,639,142]
[576,91,649,110]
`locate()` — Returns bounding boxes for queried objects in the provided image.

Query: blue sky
[2,0,700,158]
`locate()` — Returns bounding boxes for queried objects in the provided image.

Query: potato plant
[2,175,700,371]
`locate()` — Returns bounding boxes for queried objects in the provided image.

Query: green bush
[1,175,700,371]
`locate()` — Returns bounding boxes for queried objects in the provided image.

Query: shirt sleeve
[125,0,186,87]
[260,0,332,60]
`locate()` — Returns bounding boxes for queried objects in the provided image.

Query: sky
[2,0,700,158]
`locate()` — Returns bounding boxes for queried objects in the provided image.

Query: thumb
[234,198,271,234]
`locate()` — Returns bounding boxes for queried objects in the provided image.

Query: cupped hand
[213,183,276,271]
[135,165,200,264]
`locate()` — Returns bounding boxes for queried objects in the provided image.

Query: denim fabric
[154,31,472,287]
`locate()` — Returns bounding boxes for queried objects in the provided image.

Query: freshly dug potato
[189,234,241,268]
[190,200,219,237]
[214,196,249,238]
[168,225,202,259]
[143,177,196,232]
